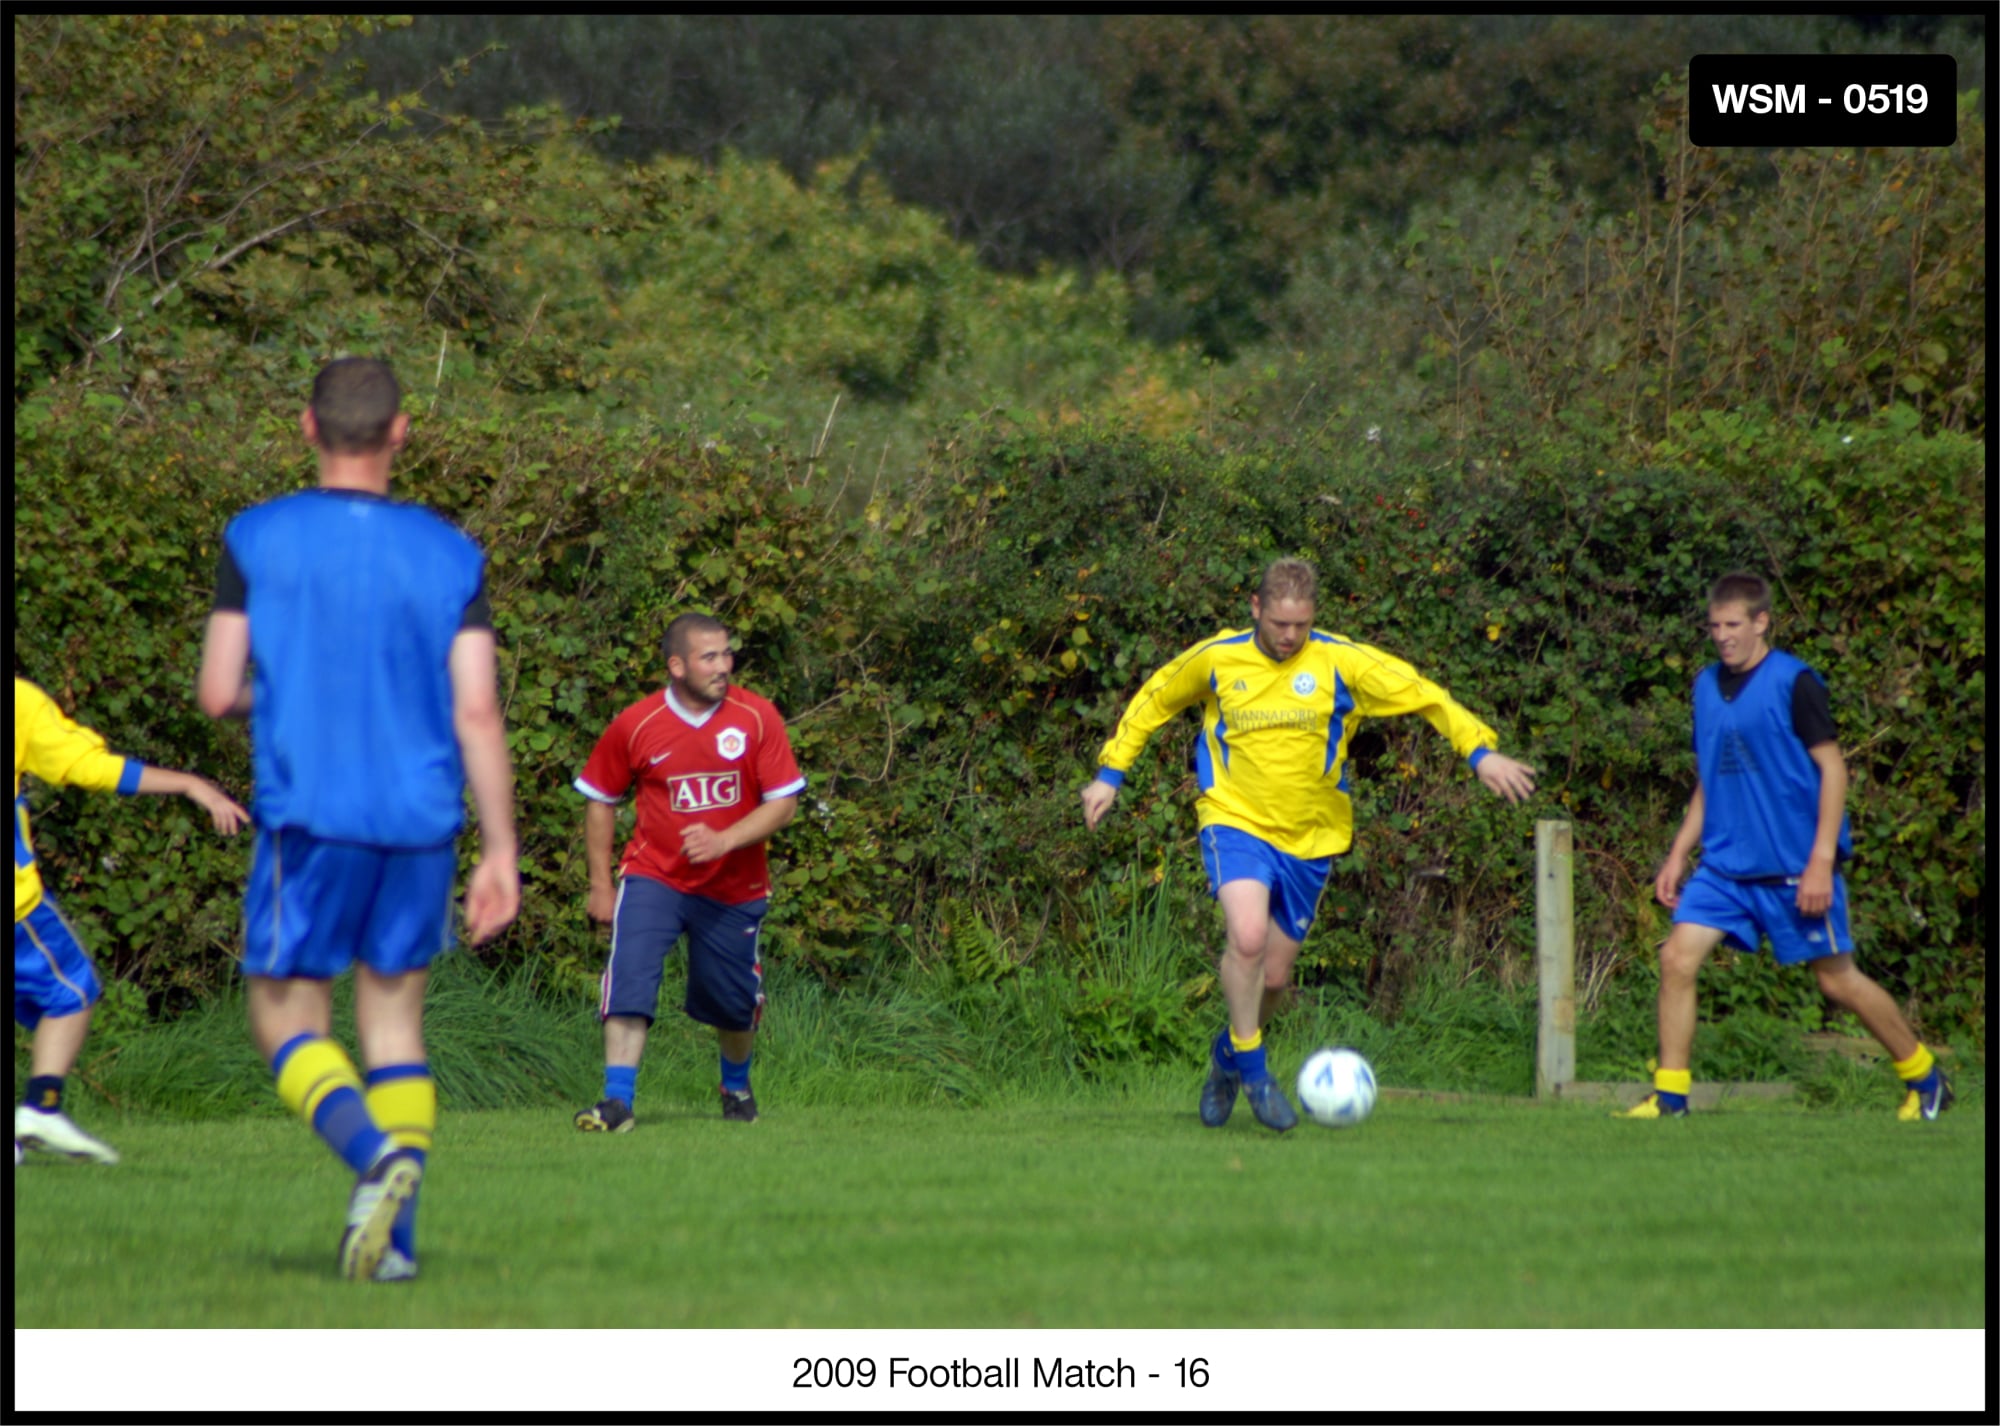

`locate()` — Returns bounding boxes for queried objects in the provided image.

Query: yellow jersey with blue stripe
[1095,629,1498,860]
[14,678,140,921]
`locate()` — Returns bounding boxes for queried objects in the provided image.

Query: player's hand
[186,778,250,835]
[1080,779,1117,830]
[680,822,730,864]
[1654,852,1688,909]
[586,882,618,926]
[1795,855,1835,916]
[1475,752,1537,805]
[463,856,520,946]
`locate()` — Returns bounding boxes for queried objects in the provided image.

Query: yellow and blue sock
[1892,1044,1940,1093]
[23,1075,64,1112]
[605,1063,638,1108]
[720,1052,752,1095]
[1654,1067,1692,1113]
[1230,1027,1269,1084]
[365,1063,435,1262]
[273,1033,387,1176]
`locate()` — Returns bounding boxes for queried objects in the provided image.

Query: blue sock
[1211,1028,1236,1072]
[605,1064,638,1108]
[720,1052,752,1095]
[1657,1091,1689,1112]
[387,1148,426,1259]
[1234,1042,1270,1084]
[310,1090,390,1177]
[274,1033,388,1176]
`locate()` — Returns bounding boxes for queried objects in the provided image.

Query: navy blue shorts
[14,897,103,1027]
[1673,864,1853,965]
[1199,824,1332,943]
[599,874,767,1032]
[241,826,457,979]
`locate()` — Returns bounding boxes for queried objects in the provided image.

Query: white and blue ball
[1297,1047,1377,1128]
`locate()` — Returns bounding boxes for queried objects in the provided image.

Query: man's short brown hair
[662,612,729,664]
[310,358,403,454]
[1707,571,1772,618]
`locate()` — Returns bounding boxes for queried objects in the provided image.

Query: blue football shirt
[1691,649,1851,880]
[217,488,488,847]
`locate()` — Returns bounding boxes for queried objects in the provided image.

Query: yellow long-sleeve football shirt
[14,678,140,921]
[1095,629,1498,860]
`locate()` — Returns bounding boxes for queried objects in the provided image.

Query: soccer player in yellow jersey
[14,677,248,1165]
[1081,558,1538,1131]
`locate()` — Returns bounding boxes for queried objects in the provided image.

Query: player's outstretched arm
[196,612,253,719]
[450,628,519,945]
[1474,751,1538,804]
[133,766,249,834]
[1080,778,1118,830]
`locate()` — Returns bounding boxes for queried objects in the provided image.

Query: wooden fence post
[1536,820,1576,1099]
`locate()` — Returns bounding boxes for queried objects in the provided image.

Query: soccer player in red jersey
[572,614,806,1129]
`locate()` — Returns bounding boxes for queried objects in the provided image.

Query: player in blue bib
[199,357,522,1280]
[1621,573,1952,1121]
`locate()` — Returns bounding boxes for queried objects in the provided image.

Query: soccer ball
[1297,1047,1377,1128]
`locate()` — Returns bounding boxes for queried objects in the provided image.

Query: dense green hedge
[12,17,1985,1053]
[15,397,1984,1045]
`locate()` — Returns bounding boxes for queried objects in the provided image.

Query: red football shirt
[574,684,806,904]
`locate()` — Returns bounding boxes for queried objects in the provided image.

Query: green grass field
[13,1083,1986,1330]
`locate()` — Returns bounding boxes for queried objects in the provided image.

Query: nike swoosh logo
[650,753,671,765]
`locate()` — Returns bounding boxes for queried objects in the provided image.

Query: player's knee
[1222,933,1267,967]
[1658,935,1707,984]
[1812,954,1860,1001]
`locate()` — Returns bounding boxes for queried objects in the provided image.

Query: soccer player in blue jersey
[14,678,249,1167]
[1620,572,1952,1121]
[1081,557,1538,1131]
[198,357,521,1280]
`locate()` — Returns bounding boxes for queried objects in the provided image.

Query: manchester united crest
[716,727,748,761]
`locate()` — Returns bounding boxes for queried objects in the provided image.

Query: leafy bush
[12,18,1982,1055]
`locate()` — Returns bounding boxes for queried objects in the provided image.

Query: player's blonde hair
[1257,557,1319,607]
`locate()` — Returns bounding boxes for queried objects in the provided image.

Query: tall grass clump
[35,954,606,1121]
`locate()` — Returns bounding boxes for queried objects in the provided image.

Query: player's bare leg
[16,1007,120,1163]
[578,1014,648,1132]
[1812,953,1952,1120]
[354,966,428,1068]
[28,1006,92,1079]
[247,976,335,1061]
[1811,955,1916,1060]
[1258,926,1304,1028]
[1618,922,1724,1118]
[1213,882,1296,1131]
[1657,922,1724,1073]
[1216,880,1273,1044]
[603,1014,649,1072]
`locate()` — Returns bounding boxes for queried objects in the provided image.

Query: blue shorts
[1673,864,1853,966]
[600,874,767,1032]
[14,897,103,1028]
[241,826,457,979]
[1198,824,1332,943]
